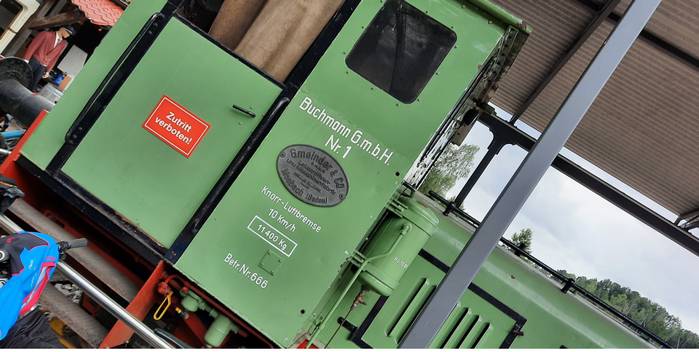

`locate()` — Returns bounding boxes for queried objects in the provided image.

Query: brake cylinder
[358,194,439,296]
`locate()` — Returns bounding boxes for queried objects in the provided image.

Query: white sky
[444,107,699,334]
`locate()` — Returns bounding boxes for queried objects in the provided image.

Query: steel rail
[0,215,173,349]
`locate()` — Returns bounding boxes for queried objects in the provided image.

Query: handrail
[0,215,174,348]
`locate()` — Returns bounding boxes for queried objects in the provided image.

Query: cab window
[346,0,456,103]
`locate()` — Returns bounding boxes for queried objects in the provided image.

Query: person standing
[21,26,76,91]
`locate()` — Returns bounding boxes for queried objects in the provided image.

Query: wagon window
[346,0,456,103]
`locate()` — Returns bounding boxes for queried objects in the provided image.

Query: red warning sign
[143,96,210,158]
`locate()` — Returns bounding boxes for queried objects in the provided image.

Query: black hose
[57,238,88,252]
[0,79,54,127]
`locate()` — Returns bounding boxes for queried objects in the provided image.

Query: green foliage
[556,270,699,348]
[511,228,533,253]
[418,143,479,196]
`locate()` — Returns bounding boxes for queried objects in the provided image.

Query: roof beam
[27,9,86,30]
[681,219,699,231]
[677,208,699,230]
[509,0,621,123]
[677,208,699,222]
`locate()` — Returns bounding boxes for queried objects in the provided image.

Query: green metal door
[61,19,282,248]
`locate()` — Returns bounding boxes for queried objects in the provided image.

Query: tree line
[508,227,699,348]
[557,269,699,348]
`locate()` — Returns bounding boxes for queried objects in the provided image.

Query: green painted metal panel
[361,258,517,348]
[313,257,516,348]
[22,0,168,169]
[314,192,653,348]
[175,0,505,346]
[61,19,281,247]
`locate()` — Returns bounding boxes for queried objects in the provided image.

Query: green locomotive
[6,0,662,348]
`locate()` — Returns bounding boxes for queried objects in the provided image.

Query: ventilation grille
[433,306,491,348]
[384,277,495,348]
[386,278,435,342]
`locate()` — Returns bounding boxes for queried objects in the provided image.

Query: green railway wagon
[312,190,654,348]
[8,0,663,348]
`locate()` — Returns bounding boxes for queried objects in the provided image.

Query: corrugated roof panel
[487,0,699,216]
[621,0,699,60]
[566,37,699,214]
[490,0,596,111]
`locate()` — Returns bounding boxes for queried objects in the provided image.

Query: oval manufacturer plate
[276,145,349,207]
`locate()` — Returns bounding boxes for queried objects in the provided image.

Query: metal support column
[400,0,661,347]
[448,138,507,214]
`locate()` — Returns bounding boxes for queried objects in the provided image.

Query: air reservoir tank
[359,194,439,296]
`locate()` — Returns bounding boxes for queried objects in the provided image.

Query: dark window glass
[346,0,456,103]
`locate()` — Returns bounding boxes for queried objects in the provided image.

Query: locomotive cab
[13,0,539,348]
[171,0,527,346]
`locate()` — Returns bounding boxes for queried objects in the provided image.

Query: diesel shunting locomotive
[0,0,663,348]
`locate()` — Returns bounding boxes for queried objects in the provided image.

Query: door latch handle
[232,105,256,118]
